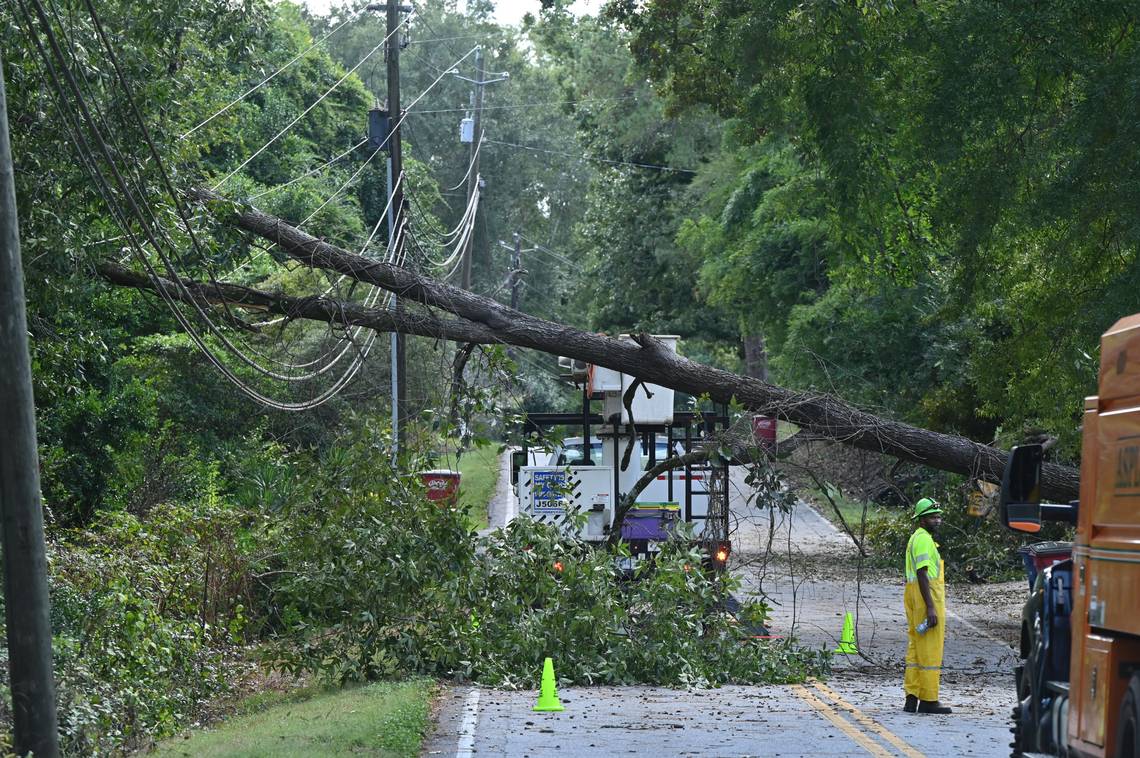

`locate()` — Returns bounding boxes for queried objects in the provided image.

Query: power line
[403,2,471,62]
[20,0,392,409]
[409,96,637,115]
[234,142,388,275]
[446,129,483,191]
[527,243,580,270]
[22,0,316,407]
[516,232,584,272]
[406,33,486,45]
[485,138,698,174]
[249,138,367,199]
[233,44,480,274]
[212,12,414,190]
[181,9,362,139]
[81,0,383,400]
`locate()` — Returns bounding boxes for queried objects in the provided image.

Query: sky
[300,0,595,26]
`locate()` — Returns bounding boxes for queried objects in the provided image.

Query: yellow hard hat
[914,497,942,519]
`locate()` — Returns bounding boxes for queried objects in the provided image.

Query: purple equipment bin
[621,502,681,540]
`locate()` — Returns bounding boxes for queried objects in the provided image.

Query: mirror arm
[1040,500,1079,525]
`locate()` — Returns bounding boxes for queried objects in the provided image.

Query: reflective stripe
[905,663,943,670]
[905,528,940,582]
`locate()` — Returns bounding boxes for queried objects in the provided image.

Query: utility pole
[460,46,484,291]
[0,60,60,758]
[509,231,522,310]
[370,1,411,454]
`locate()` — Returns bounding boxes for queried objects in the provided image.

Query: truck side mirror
[1001,444,1044,533]
[511,450,527,486]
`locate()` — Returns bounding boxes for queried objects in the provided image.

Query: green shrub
[863,484,1073,581]
[0,489,261,754]
[265,432,828,688]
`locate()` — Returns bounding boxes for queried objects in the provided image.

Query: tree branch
[98,261,499,345]
[156,191,1082,501]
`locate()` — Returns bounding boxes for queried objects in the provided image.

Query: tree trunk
[115,190,1081,502]
[743,333,768,382]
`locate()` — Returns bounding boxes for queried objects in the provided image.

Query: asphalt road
[425,460,1021,758]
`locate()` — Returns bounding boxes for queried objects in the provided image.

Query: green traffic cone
[834,611,859,655]
[533,657,565,712]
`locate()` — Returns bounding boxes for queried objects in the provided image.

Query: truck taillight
[713,543,730,564]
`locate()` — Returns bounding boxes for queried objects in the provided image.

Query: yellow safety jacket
[904,526,946,701]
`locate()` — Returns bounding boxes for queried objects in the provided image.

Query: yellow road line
[791,684,894,757]
[811,681,927,758]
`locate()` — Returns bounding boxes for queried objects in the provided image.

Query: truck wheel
[1010,665,1030,758]
[1115,673,1140,758]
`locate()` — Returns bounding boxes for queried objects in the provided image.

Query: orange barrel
[420,469,461,506]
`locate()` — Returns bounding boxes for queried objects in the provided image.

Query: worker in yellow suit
[904,497,952,714]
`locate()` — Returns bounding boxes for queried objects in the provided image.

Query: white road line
[455,687,480,758]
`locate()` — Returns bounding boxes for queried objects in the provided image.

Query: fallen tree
[99,190,1081,501]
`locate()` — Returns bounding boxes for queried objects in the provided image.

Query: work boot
[917,700,952,714]
[904,694,918,713]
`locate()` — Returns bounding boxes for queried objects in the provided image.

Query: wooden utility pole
[371,1,410,452]
[387,1,408,452]
[460,45,484,291]
[0,59,60,758]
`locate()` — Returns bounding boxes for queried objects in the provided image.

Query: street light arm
[450,73,510,85]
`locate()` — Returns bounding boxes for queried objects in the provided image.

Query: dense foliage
[7,0,1138,751]
[3,2,834,752]
[610,0,1140,454]
[266,426,825,688]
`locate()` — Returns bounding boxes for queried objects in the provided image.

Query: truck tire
[1115,673,1140,758]
[1011,664,1030,758]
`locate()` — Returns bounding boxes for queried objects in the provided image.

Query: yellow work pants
[903,561,945,702]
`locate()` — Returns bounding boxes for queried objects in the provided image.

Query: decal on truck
[532,470,569,514]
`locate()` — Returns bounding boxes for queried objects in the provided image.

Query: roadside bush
[0,484,261,755]
[863,484,1073,581]
[266,431,828,688]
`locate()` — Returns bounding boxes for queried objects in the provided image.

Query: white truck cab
[512,336,729,568]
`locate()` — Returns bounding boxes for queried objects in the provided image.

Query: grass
[456,444,501,529]
[810,488,891,531]
[152,678,434,758]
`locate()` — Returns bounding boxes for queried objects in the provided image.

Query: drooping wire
[81,0,359,386]
[446,129,483,192]
[232,44,481,276]
[485,138,698,174]
[21,0,326,407]
[22,1,492,411]
[180,8,363,139]
[211,11,415,190]
[410,182,478,270]
[20,0,390,408]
